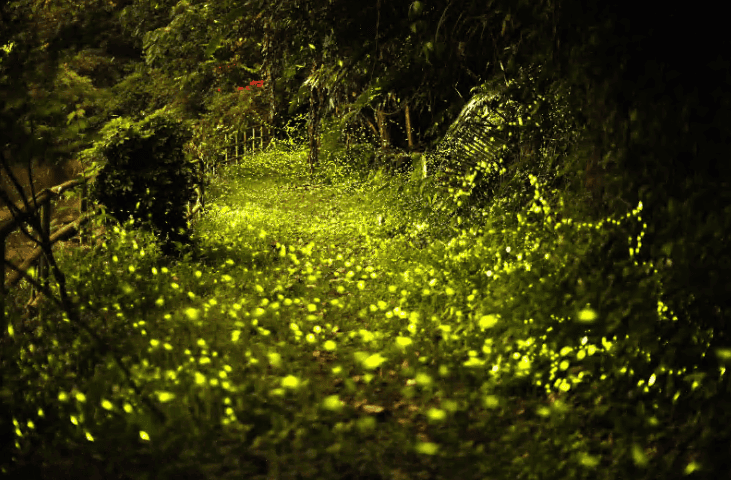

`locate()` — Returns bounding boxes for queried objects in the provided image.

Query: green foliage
[105,69,185,123]
[369,147,413,178]
[273,111,310,152]
[2,0,730,478]
[226,145,310,182]
[87,107,200,258]
[430,64,582,223]
[408,152,427,182]
[312,117,372,184]
[200,88,268,135]
[2,147,726,479]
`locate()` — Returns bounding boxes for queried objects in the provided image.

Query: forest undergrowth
[1,146,717,480]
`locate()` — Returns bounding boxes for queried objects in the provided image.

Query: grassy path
[4,160,650,480]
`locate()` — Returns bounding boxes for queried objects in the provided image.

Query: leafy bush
[86,107,200,258]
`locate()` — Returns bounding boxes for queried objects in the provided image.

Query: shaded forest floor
[1,150,719,480]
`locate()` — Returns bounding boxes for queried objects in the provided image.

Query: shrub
[87,107,200,258]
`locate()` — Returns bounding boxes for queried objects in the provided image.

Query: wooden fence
[211,125,273,176]
[1,169,206,327]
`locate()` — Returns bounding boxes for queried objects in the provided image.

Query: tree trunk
[405,102,415,150]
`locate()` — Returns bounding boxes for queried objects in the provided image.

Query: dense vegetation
[2,0,730,479]
[0,146,704,480]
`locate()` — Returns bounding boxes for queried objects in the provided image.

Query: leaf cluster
[87,108,201,258]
